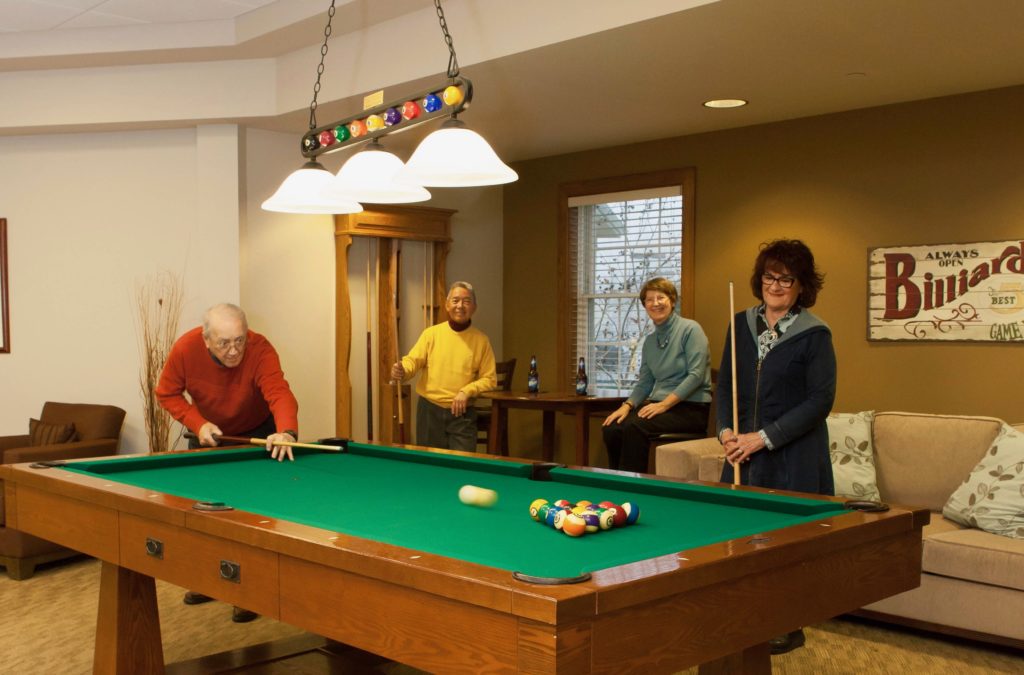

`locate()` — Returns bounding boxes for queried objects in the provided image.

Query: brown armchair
[0,402,126,579]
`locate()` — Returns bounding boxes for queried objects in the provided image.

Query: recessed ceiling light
[703,99,748,109]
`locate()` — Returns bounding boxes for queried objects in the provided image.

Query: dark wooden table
[481,390,625,465]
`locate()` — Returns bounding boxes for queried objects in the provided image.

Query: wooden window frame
[556,169,696,389]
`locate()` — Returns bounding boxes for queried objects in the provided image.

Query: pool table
[0,441,928,674]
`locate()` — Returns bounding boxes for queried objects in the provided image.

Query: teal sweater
[627,313,712,407]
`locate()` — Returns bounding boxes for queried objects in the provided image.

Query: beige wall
[0,127,241,453]
[504,85,1024,466]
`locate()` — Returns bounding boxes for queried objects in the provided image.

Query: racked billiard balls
[562,513,587,537]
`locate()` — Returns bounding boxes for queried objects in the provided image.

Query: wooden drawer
[10,484,119,561]
[120,512,280,618]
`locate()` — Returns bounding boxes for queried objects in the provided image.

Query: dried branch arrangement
[134,271,184,451]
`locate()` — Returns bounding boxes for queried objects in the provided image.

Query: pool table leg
[697,641,770,674]
[94,561,165,674]
[542,411,556,462]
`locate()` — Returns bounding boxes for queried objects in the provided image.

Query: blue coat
[717,307,837,495]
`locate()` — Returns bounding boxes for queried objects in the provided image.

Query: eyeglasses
[762,273,796,289]
[213,337,246,351]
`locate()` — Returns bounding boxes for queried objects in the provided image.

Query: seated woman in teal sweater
[602,278,712,473]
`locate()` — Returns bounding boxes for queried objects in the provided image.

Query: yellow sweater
[400,322,497,406]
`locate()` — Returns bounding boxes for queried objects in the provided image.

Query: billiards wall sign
[300,77,472,159]
[868,238,1024,342]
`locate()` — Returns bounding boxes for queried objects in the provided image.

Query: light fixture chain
[308,0,337,130]
[434,0,459,79]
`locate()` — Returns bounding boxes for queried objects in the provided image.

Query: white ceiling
[1,0,1023,163]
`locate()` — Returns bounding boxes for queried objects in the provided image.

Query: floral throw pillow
[827,411,880,502]
[943,423,1024,539]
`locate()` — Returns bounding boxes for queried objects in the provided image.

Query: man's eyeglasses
[762,273,796,289]
[213,337,246,351]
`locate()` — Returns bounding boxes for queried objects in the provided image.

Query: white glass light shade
[398,118,518,187]
[261,161,363,214]
[324,142,431,204]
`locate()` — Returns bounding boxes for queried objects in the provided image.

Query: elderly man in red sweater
[156,303,300,622]
[157,303,299,459]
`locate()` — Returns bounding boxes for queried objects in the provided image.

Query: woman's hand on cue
[266,432,296,462]
[723,431,766,464]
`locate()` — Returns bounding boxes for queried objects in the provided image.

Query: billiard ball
[401,101,420,120]
[608,504,627,527]
[553,499,572,508]
[621,501,640,524]
[458,484,497,507]
[544,508,560,528]
[552,509,568,531]
[536,503,550,523]
[349,120,367,137]
[442,85,464,106]
[529,498,549,521]
[598,500,616,509]
[318,130,335,147]
[576,500,592,508]
[597,509,616,530]
[365,114,385,131]
[422,93,442,113]
[383,107,402,126]
[334,125,351,142]
[562,513,587,537]
[303,135,320,152]
[581,512,601,533]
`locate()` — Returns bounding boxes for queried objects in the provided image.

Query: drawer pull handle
[145,538,164,559]
[220,560,241,583]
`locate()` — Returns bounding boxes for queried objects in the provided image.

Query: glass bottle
[527,355,539,393]
[575,357,588,395]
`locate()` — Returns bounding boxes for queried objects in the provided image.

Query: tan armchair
[1,402,126,579]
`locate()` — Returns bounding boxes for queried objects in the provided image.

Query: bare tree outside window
[559,169,695,395]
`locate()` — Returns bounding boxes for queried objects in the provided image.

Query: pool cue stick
[729,281,740,485]
[183,432,343,452]
[394,242,406,444]
[366,251,374,441]
[215,434,343,452]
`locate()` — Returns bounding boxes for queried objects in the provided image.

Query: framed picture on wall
[1,218,8,353]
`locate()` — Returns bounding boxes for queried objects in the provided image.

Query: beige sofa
[656,411,1024,649]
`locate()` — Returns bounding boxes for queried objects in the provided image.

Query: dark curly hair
[749,239,824,308]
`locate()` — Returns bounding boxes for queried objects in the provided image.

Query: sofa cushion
[924,519,1024,591]
[28,418,77,446]
[942,423,1024,540]
[873,412,1003,511]
[827,411,880,501]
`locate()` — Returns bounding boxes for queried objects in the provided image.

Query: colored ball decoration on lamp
[365,114,385,132]
[422,93,442,113]
[442,85,464,106]
[401,101,420,120]
[303,134,320,152]
[318,130,335,148]
[334,125,351,142]
[383,107,402,126]
[348,120,367,138]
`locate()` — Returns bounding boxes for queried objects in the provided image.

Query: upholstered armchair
[0,402,126,579]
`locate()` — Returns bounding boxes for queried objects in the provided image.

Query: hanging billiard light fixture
[262,0,516,213]
[261,1,362,214]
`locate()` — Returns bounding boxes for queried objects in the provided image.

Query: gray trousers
[416,397,478,451]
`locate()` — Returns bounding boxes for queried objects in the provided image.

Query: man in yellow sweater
[390,281,497,451]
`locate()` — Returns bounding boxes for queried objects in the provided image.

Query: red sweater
[156,327,299,436]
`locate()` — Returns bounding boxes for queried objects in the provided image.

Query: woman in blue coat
[716,239,836,654]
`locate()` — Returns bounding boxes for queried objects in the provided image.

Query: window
[558,170,695,395]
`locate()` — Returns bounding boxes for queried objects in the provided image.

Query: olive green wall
[503,85,1024,467]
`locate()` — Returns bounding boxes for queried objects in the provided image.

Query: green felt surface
[63,443,848,579]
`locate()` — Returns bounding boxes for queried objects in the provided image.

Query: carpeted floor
[1,557,1021,674]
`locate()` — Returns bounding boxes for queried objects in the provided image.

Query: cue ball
[459,484,497,508]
